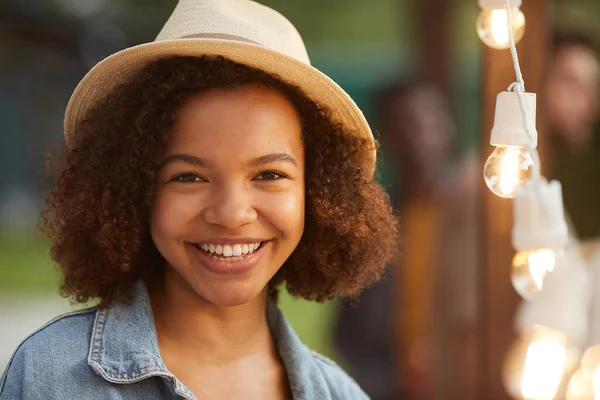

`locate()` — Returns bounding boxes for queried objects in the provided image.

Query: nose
[203,183,257,229]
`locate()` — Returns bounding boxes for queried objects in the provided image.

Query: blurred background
[2,0,600,399]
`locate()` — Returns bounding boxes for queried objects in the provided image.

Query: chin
[195,281,265,307]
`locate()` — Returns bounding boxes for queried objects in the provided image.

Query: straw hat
[64,0,376,174]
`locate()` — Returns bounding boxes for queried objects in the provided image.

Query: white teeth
[197,241,264,258]
[232,244,242,256]
[211,256,244,262]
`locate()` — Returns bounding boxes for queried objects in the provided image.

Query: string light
[482,0,542,200]
[566,346,600,400]
[511,180,568,299]
[511,249,556,300]
[478,2,594,398]
[566,255,600,400]
[482,0,571,300]
[477,0,526,49]
[504,326,577,400]
[505,260,591,400]
[484,1,570,303]
[483,90,536,198]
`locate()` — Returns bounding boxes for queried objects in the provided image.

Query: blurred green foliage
[0,235,58,295]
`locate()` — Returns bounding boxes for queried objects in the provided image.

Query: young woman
[0,1,398,399]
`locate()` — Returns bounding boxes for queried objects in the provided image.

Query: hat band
[180,33,262,46]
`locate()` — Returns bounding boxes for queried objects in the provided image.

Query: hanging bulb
[511,179,569,300]
[476,0,526,50]
[511,249,557,301]
[508,254,591,399]
[504,326,580,400]
[566,346,600,400]
[484,145,534,198]
[484,91,537,198]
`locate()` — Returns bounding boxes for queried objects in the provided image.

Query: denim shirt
[0,282,368,399]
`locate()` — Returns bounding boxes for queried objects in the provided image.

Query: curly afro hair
[41,56,399,308]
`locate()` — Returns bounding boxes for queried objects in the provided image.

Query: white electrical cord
[504,0,542,182]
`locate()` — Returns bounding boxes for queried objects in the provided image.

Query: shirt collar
[87,281,331,399]
[266,299,332,399]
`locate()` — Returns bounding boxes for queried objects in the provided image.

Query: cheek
[150,189,203,242]
[258,188,305,239]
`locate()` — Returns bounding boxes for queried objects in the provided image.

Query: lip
[195,237,269,245]
[187,240,270,275]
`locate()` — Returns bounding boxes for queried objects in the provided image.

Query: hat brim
[64,38,376,175]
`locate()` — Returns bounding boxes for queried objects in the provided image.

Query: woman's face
[151,85,305,307]
[546,45,600,147]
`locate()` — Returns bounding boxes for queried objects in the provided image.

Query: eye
[254,171,287,181]
[172,173,206,183]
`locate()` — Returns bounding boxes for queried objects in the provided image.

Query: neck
[149,269,273,363]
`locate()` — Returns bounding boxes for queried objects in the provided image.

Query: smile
[193,242,265,262]
[189,240,270,275]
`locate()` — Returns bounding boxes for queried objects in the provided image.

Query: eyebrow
[159,152,298,169]
[246,153,298,168]
[160,154,212,169]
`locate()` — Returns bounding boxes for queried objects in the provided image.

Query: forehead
[168,85,303,158]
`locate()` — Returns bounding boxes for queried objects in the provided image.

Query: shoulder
[309,350,370,400]
[5,306,97,357]
[0,307,97,395]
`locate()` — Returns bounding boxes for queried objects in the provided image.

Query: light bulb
[566,346,600,399]
[504,326,580,400]
[484,145,534,198]
[476,7,526,49]
[511,249,557,301]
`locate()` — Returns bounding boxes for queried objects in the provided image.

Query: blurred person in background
[333,81,479,400]
[333,267,399,400]
[546,29,599,155]
[546,28,600,245]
